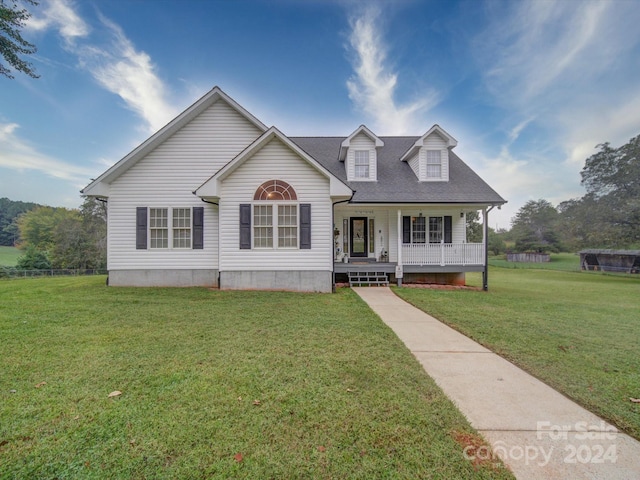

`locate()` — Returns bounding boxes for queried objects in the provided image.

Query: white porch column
[396,209,403,286]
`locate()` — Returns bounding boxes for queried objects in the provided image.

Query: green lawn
[0,246,21,266]
[393,268,640,440]
[0,276,511,479]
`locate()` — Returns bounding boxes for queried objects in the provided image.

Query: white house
[82,87,506,292]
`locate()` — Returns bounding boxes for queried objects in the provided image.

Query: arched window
[253,180,297,201]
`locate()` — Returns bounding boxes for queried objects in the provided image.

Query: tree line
[1,197,106,270]
[475,133,640,254]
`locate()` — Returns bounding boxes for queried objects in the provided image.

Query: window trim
[354,150,370,179]
[172,207,192,249]
[252,202,299,250]
[428,216,443,243]
[147,207,194,250]
[426,149,442,179]
[402,216,426,244]
[149,207,169,249]
[403,215,452,244]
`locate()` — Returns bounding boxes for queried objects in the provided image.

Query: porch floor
[333,261,484,274]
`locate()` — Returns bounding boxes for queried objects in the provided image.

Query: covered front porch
[333,204,492,288]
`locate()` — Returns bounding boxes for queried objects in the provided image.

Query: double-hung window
[253,205,273,248]
[172,208,192,248]
[429,216,443,243]
[277,205,298,248]
[354,150,370,179]
[426,150,442,178]
[412,216,426,243]
[253,204,298,248]
[402,215,427,244]
[244,180,308,250]
[403,215,451,244]
[149,208,192,249]
[137,206,202,250]
[149,208,169,249]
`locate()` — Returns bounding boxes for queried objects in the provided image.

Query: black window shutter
[136,207,147,250]
[239,204,251,249]
[193,207,204,249]
[402,216,411,244]
[444,216,453,243]
[299,204,311,249]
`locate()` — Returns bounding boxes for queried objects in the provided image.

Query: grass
[0,276,512,479]
[393,267,640,440]
[0,246,21,266]
[489,252,581,271]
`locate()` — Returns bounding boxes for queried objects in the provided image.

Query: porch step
[348,271,389,287]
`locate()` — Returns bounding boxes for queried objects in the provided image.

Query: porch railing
[401,243,484,266]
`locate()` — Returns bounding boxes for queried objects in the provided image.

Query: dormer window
[400,125,457,182]
[340,125,383,181]
[354,150,370,178]
[426,150,441,178]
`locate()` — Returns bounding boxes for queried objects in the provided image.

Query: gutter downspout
[332,193,355,293]
[483,205,495,291]
[194,193,220,287]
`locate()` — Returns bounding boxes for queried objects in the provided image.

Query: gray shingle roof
[290,136,506,205]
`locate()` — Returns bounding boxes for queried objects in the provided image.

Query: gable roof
[339,125,384,161]
[81,86,267,196]
[400,124,458,162]
[195,127,353,200]
[291,136,506,205]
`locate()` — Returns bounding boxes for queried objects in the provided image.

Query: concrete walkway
[353,287,640,480]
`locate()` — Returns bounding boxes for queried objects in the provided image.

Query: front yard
[394,267,640,440]
[0,276,510,479]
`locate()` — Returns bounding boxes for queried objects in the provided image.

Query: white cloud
[28,0,90,42]
[471,0,640,218]
[345,6,439,135]
[30,0,176,133]
[0,123,97,183]
[77,15,176,132]
[480,1,615,108]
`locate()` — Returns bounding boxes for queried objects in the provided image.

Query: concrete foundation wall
[220,270,332,293]
[108,269,218,287]
[392,272,466,286]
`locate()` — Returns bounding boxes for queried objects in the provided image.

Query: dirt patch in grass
[451,430,507,472]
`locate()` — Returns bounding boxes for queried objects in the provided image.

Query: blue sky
[2,0,640,228]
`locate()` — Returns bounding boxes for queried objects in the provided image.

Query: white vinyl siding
[346,133,377,181]
[408,153,421,179]
[106,99,263,270]
[219,137,331,271]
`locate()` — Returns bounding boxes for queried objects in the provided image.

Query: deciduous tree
[579,134,640,245]
[0,0,39,79]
